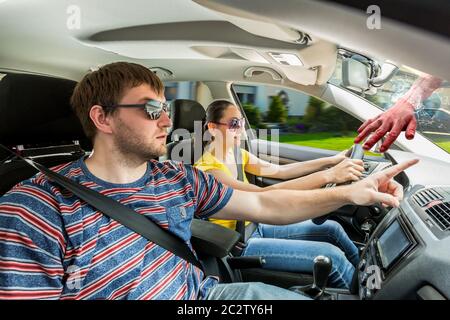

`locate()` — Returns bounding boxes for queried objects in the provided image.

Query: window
[233,83,362,152]
[234,84,256,105]
[164,81,197,101]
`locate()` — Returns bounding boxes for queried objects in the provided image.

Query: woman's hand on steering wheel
[325,158,364,184]
[328,149,348,166]
[325,144,365,186]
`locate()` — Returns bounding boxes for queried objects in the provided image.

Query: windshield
[330,56,450,154]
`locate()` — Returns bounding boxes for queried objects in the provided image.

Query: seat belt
[233,146,245,240]
[233,146,257,242]
[0,144,203,271]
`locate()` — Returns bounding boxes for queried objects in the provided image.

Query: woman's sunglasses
[101,99,171,120]
[212,117,246,130]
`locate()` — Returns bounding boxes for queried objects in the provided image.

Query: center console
[293,184,450,300]
[357,208,420,299]
[290,207,422,300]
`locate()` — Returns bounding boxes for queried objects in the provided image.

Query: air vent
[413,188,444,207]
[426,202,450,231]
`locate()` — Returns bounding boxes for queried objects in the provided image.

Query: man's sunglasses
[101,99,171,120]
[212,117,246,130]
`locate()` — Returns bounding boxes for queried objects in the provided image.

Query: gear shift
[295,255,332,299]
[313,255,332,292]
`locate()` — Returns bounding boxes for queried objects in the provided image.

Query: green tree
[303,96,325,124]
[319,107,361,133]
[242,103,262,128]
[302,96,361,133]
[267,96,288,123]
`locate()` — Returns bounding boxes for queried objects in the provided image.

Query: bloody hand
[354,74,442,152]
[354,99,416,152]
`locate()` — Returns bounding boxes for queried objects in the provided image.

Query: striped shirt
[0,157,233,300]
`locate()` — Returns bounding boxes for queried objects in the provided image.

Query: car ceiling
[196,0,450,80]
[0,0,335,86]
[0,0,448,85]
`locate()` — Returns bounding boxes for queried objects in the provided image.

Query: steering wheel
[347,143,365,161]
[347,143,364,160]
[313,144,365,225]
[324,144,365,189]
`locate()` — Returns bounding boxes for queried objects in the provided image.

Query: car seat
[0,72,89,196]
[166,99,314,288]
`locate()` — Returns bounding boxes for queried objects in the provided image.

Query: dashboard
[357,150,450,300]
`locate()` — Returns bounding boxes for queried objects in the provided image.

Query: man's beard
[113,117,167,162]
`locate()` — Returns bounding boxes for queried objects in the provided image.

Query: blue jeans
[242,220,359,289]
[206,282,310,300]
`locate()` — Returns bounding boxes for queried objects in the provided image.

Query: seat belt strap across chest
[0,144,203,271]
[234,146,256,242]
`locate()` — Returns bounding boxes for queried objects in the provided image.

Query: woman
[194,100,364,289]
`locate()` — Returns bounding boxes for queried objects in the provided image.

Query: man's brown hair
[70,62,165,140]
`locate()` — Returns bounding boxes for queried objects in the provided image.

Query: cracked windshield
[233,58,449,155]
[330,57,450,153]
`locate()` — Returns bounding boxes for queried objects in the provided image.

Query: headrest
[171,99,205,133]
[0,73,86,145]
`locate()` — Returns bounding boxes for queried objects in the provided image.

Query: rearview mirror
[342,57,371,93]
[341,51,399,95]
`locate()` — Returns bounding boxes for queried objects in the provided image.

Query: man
[355,74,443,152]
[0,62,417,300]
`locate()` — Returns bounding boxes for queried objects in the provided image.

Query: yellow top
[194,148,252,230]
